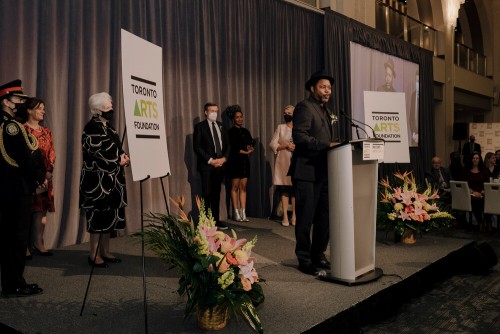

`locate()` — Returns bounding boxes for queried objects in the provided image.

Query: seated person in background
[483,152,499,232]
[425,156,451,192]
[484,152,499,180]
[461,152,490,231]
[449,151,463,181]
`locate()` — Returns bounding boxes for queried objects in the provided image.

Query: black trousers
[0,194,31,291]
[293,179,330,265]
[200,167,225,224]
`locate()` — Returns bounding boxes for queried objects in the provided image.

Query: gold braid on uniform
[0,119,38,167]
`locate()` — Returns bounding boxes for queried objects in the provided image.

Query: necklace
[26,121,41,130]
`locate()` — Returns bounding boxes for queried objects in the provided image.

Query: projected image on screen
[350,42,419,147]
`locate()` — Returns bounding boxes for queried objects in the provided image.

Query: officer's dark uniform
[0,80,44,297]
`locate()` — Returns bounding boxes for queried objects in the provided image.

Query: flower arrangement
[377,171,454,239]
[138,196,264,333]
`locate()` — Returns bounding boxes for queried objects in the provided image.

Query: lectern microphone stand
[318,139,384,286]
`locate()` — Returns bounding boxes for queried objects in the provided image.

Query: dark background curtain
[0,2,433,249]
[0,0,323,248]
[324,10,435,183]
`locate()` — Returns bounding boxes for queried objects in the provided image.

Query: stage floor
[0,218,483,334]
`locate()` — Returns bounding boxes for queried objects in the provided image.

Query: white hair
[88,92,112,114]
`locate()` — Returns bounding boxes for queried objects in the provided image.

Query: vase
[196,304,229,331]
[401,229,416,244]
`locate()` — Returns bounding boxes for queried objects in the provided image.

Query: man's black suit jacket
[193,119,229,171]
[462,141,481,165]
[290,96,334,182]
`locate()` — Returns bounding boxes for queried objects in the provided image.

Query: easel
[80,126,171,334]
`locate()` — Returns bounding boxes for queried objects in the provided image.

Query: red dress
[24,125,56,212]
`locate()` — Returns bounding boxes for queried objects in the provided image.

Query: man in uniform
[0,79,45,297]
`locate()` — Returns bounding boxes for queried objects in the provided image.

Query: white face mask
[207,112,218,122]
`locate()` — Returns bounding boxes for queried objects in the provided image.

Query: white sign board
[364,91,410,163]
[121,29,171,181]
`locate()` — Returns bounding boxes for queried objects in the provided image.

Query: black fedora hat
[0,79,28,100]
[384,58,396,78]
[304,70,334,90]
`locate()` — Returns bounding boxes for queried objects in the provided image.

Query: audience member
[269,105,296,226]
[79,92,129,268]
[495,149,500,167]
[193,102,229,230]
[0,79,44,297]
[461,152,489,232]
[483,152,499,232]
[425,156,451,191]
[22,98,56,257]
[226,105,254,222]
[448,151,463,181]
[290,70,339,275]
[462,135,481,166]
[484,152,500,180]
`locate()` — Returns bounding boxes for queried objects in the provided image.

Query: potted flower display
[377,171,454,244]
[138,196,265,333]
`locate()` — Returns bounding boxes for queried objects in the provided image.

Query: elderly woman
[79,92,129,268]
[269,105,296,226]
[23,98,56,257]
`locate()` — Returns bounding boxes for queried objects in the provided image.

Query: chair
[450,181,473,225]
[483,183,500,215]
[450,181,472,212]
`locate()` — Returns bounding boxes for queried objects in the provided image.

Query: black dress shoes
[3,285,43,297]
[298,263,319,276]
[88,257,108,268]
[102,256,122,263]
[312,257,331,270]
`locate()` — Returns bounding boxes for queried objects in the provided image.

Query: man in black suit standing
[462,135,481,166]
[193,102,229,229]
[290,71,339,275]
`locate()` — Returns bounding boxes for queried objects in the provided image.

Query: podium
[318,139,383,285]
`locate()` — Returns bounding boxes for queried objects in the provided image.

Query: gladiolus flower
[240,277,252,291]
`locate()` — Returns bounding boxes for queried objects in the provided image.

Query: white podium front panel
[327,142,379,282]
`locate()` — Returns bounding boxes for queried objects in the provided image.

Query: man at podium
[290,71,339,275]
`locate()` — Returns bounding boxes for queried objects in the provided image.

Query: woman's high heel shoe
[102,256,122,263]
[34,247,53,256]
[88,257,108,268]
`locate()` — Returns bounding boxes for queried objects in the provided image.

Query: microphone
[339,109,381,140]
[339,110,370,139]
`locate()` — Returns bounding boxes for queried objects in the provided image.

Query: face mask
[284,114,293,123]
[100,109,114,121]
[14,103,27,114]
[207,112,217,122]
[8,99,27,114]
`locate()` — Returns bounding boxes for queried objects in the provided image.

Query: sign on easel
[364,91,410,163]
[121,29,171,181]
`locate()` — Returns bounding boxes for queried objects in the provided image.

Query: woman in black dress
[79,92,130,267]
[226,105,254,222]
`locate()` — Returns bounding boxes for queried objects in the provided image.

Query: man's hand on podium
[329,141,341,148]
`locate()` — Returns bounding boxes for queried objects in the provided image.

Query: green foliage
[135,206,265,333]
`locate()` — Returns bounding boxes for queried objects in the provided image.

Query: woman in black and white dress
[79,92,130,268]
